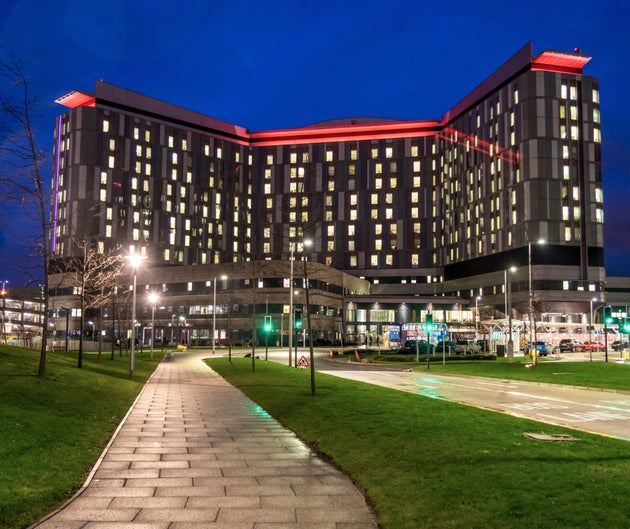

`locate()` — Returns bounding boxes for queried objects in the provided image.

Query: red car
[583,341,605,351]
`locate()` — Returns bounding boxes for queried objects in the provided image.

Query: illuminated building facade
[50,43,604,344]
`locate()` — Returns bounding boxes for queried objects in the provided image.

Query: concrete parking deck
[32,351,378,529]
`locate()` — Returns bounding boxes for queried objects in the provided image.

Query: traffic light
[426,313,433,332]
[264,315,272,332]
[622,318,630,335]
[294,309,302,329]
[604,306,614,325]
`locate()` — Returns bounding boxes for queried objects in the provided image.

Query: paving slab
[31,351,379,529]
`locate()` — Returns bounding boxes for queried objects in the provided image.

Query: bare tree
[0,55,51,376]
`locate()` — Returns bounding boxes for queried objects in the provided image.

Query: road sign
[296,355,310,368]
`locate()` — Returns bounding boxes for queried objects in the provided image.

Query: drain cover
[523,432,582,442]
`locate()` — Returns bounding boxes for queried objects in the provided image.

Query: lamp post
[148,293,158,360]
[505,267,516,363]
[528,239,546,365]
[1,280,8,343]
[212,275,227,355]
[288,243,294,366]
[589,297,597,362]
[302,238,316,396]
[475,296,481,338]
[128,253,143,378]
[88,320,94,341]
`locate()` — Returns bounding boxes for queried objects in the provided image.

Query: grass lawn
[375,353,630,391]
[0,345,159,529]
[208,358,630,529]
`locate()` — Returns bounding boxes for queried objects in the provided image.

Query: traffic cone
[355,349,360,361]
[329,350,334,358]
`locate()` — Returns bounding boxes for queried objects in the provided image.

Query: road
[260,349,630,441]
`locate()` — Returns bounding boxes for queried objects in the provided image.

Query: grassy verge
[208,358,630,529]
[373,354,630,391]
[0,345,159,529]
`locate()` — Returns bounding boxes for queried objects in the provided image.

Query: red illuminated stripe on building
[531,50,591,75]
[54,90,96,108]
[249,120,442,146]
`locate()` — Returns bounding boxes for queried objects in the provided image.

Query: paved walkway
[33,351,378,529]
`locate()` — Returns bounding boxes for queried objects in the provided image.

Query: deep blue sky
[1,0,628,286]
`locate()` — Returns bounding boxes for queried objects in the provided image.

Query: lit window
[103,119,109,132]
[350,148,357,160]
[266,154,273,165]
[562,206,569,220]
[326,150,333,161]
[413,161,421,173]
[109,139,115,151]
[371,147,378,159]
[217,147,223,159]
[99,189,106,202]
[561,84,568,99]
[564,227,571,241]
[375,162,382,174]
[570,126,579,140]
[168,135,174,148]
[593,109,600,123]
[145,130,151,142]
[385,147,393,158]
[182,139,188,151]
[108,156,115,169]
[594,128,601,143]
[371,254,378,266]
[592,89,599,103]
[596,208,604,223]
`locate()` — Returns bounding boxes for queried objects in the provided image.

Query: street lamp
[475,296,481,338]
[1,280,8,343]
[505,266,516,363]
[589,297,597,362]
[528,239,546,365]
[148,293,158,360]
[128,253,143,378]
[288,242,294,366]
[88,320,94,341]
[212,274,227,355]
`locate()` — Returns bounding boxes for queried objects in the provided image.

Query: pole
[212,276,217,355]
[150,302,155,360]
[130,268,137,378]
[505,269,514,363]
[589,298,594,362]
[528,242,534,365]
[288,245,294,366]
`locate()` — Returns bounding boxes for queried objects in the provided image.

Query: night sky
[1,0,628,287]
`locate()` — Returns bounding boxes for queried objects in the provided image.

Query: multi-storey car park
[48,42,608,352]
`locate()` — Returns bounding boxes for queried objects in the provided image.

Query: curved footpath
[32,351,378,529]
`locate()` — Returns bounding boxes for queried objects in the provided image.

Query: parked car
[401,339,434,354]
[435,340,457,353]
[583,341,605,351]
[612,340,629,351]
[455,340,480,354]
[524,341,548,356]
[559,339,586,352]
